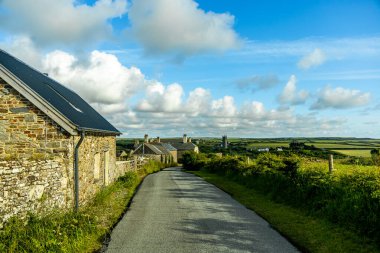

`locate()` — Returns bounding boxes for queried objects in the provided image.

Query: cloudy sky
[1,0,380,138]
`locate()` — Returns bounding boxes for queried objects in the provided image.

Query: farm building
[0,49,121,225]
[133,134,198,163]
[166,134,199,162]
[132,135,176,163]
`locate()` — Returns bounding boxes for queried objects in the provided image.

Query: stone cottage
[163,134,199,162]
[0,49,121,225]
[132,134,198,163]
[132,135,176,163]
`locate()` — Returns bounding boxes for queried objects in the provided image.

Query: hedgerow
[182,151,380,244]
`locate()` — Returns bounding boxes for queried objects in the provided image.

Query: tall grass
[0,160,166,253]
[183,152,380,244]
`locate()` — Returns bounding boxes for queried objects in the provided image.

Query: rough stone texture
[115,158,149,179]
[75,134,117,205]
[0,78,72,160]
[0,77,119,226]
[0,159,72,225]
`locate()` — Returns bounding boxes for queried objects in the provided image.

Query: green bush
[187,153,380,244]
[182,151,209,170]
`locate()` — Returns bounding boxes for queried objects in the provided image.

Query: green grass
[333,149,372,157]
[0,160,166,253]
[244,140,379,150]
[305,142,375,149]
[247,142,289,148]
[191,170,380,253]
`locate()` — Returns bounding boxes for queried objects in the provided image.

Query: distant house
[163,134,199,162]
[133,135,177,163]
[258,148,270,152]
[0,49,121,225]
[132,134,199,163]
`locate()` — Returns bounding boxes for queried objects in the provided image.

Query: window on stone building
[104,150,110,185]
[94,153,101,180]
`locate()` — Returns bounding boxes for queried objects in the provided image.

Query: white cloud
[236,74,279,92]
[0,36,43,69]
[311,86,371,110]
[0,0,127,46]
[278,75,309,105]
[42,50,148,114]
[136,82,184,112]
[128,0,240,58]
[185,88,212,116]
[210,96,237,118]
[297,48,326,69]
[241,102,293,121]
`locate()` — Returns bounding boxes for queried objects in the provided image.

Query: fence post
[329,154,334,173]
[134,156,137,171]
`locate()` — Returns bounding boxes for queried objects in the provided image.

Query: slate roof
[150,143,171,155]
[155,142,177,152]
[133,143,167,155]
[170,142,197,151]
[132,142,178,155]
[0,49,120,135]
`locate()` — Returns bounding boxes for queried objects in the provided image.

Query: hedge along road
[106,167,298,253]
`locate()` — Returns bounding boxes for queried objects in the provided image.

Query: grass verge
[0,160,166,253]
[190,170,380,253]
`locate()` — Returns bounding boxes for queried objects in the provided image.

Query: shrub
[189,152,380,243]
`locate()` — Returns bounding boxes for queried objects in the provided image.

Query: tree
[370,149,380,166]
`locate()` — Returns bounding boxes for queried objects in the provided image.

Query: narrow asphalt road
[106,167,299,253]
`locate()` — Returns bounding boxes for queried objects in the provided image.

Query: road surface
[106,167,298,253]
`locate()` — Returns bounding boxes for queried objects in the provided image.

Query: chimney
[183,134,188,143]
[157,136,160,143]
[144,134,148,143]
[188,137,192,143]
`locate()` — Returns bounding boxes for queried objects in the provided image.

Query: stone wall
[75,134,117,205]
[0,159,72,226]
[0,77,120,225]
[0,78,72,160]
[115,158,149,179]
[0,77,74,225]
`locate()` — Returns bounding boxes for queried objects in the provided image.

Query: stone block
[10,107,29,114]
[28,185,45,200]
[24,114,36,122]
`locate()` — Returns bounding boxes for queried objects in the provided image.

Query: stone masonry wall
[0,77,119,225]
[0,77,74,225]
[0,78,73,160]
[75,134,117,205]
[0,159,71,226]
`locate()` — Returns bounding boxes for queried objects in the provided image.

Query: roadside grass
[0,160,166,253]
[191,170,380,253]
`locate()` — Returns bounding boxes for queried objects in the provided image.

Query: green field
[247,142,289,148]
[304,142,374,149]
[333,149,372,157]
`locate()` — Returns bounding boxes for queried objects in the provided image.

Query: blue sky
[0,0,379,137]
